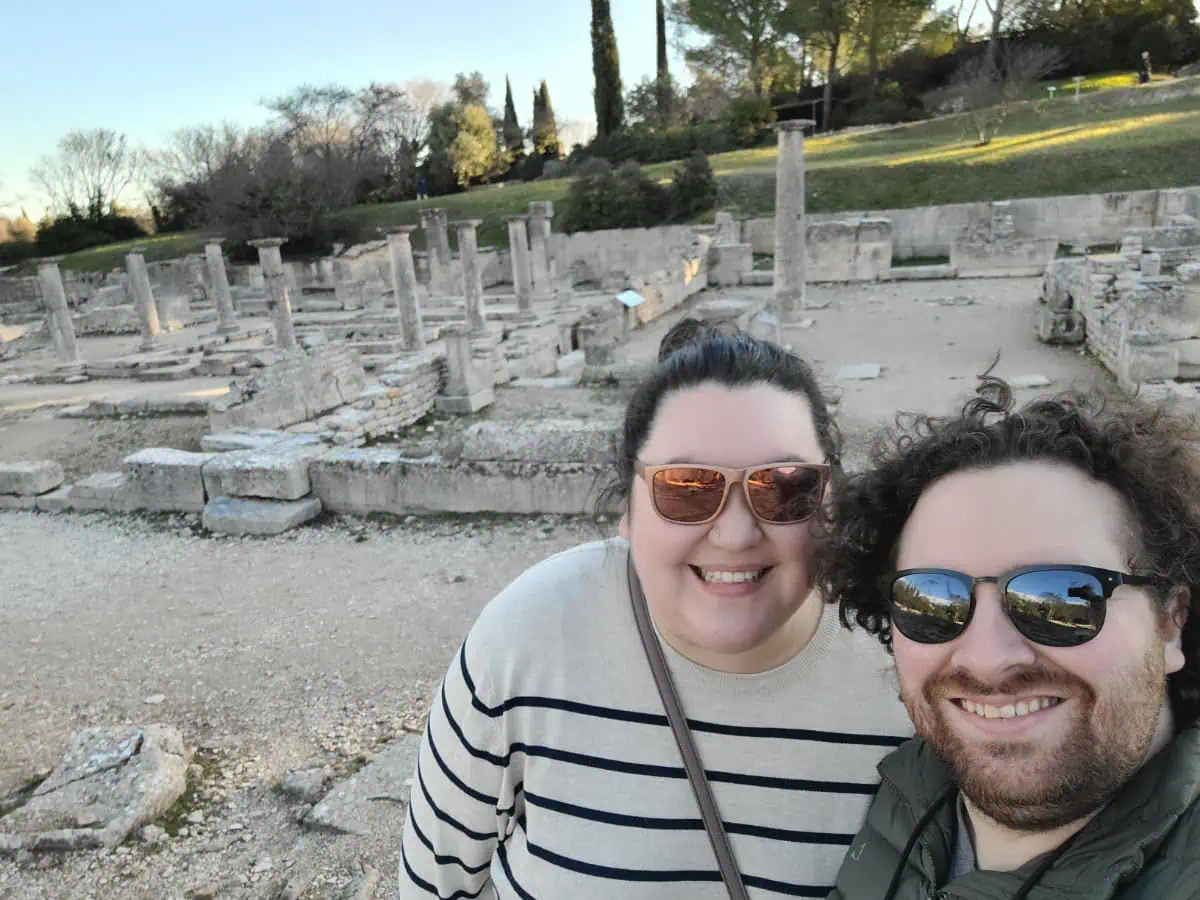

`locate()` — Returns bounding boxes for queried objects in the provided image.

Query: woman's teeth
[958,697,1062,719]
[699,568,767,584]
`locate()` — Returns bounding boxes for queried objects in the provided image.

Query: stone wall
[315,350,447,447]
[806,218,893,282]
[0,276,43,323]
[741,186,1200,260]
[208,344,370,432]
[550,225,707,287]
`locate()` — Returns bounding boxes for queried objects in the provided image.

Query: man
[823,383,1200,899]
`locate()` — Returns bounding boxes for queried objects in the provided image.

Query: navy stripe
[524,837,828,897]
[407,806,492,876]
[445,687,876,794]
[458,636,906,748]
[429,719,500,806]
[496,841,537,900]
[524,790,855,845]
[401,836,491,899]
[417,765,495,842]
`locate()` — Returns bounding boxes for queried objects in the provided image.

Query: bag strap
[628,556,751,900]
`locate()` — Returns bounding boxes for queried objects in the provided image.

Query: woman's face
[622,383,829,673]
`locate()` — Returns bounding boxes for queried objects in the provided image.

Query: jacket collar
[878,725,1200,897]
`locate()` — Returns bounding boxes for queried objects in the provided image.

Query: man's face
[892,462,1185,831]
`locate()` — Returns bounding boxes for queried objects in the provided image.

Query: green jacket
[828,726,1200,900]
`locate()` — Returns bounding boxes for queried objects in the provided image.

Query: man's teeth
[958,697,1062,719]
[700,569,767,584]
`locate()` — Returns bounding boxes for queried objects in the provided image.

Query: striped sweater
[400,539,913,899]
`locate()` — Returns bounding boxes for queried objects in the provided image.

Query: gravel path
[0,511,604,899]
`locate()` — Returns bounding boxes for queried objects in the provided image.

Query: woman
[399,319,913,899]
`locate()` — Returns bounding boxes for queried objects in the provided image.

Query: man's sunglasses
[880,565,1155,648]
[633,461,831,526]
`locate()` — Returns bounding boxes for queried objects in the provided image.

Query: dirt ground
[0,277,1112,899]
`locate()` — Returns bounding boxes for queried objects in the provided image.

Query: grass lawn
[50,87,1200,272]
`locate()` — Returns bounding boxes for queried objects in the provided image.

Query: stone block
[122,449,215,513]
[202,495,323,536]
[304,736,420,835]
[950,238,1059,277]
[436,389,495,415]
[202,446,324,501]
[0,494,36,510]
[200,430,323,453]
[461,419,617,464]
[35,486,74,512]
[708,244,753,287]
[1035,307,1086,345]
[0,460,65,496]
[1176,339,1200,367]
[1120,344,1180,389]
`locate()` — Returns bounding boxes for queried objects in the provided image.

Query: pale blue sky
[3,0,1189,217]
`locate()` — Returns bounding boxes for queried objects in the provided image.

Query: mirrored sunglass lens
[747,466,823,523]
[891,573,972,643]
[1005,569,1105,647]
[652,468,726,523]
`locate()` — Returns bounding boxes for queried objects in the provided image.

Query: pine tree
[591,0,626,138]
[502,76,524,160]
[535,80,561,159]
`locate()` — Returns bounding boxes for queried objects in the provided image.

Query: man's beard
[901,651,1166,832]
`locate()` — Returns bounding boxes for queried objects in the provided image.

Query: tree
[592,0,626,137]
[670,0,790,98]
[30,129,143,215]
[453,72,490,109]
[657,0,673,124]
[502,77,525,158]
[853,0,933,101]
[781,0,858,129]
[533,81,561,158]
[449,104,501,186]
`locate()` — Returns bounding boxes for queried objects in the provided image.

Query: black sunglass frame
[879,564,1157,647]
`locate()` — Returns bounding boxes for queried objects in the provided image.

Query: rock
[202,496,323,537]
[202,446,324,501]
[836,364,883,381]
[122,449,215,514]
[200,430,323,454]
[140,824,167,844]
[280,767,333,804]
[1009,374,1053,390]
[304,736,420,835]
[0,460,65,497]
[335,862,381,900]
[144,694,166,706]
[0,725,189,853]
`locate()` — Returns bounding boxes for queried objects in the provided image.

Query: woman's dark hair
[824,376,1200,728]
[596,317,842,514]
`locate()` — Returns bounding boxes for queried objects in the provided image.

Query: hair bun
[656,317,742,363]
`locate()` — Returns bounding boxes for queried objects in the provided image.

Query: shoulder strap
[627,556,751,900]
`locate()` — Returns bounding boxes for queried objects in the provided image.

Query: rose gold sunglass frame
[633,461,832,525]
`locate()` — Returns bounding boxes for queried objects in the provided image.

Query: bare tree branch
[30,129,143,215]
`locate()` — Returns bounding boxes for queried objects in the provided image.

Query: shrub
[559,160,669,233]
[721,96,776,146]
[34,201,147,256]
[669,151,718,222]
[520,152,546,182]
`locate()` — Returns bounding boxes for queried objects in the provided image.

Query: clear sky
[3,0,1193,218]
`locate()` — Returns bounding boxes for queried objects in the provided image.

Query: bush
[721,96,776,146]
[585,122,736,168]
[520,152,546,182]
[669,151,718,222]
[34,201,147,256]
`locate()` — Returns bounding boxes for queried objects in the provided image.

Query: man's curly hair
[823,377,1200,728]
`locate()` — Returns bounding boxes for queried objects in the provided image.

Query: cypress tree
[591,0,625,138]
[536,80,561,159]
[502,76,524,158]
[656,0,670,125]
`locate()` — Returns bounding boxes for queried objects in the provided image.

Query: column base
[436,388,495,415]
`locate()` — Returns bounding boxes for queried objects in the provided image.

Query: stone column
[773,120,816,321]
[249,238,298,351]
[419,208,453,296]
[385,226,426,351]
[505,216,536,316]
[528,201,555,301]
[125,248,165,351]
[319,256,336,286]
[453,220,487,333]
[37,258,82,364]
[436,325,494,414]
[204,240,240,335]
[248,265,265,292]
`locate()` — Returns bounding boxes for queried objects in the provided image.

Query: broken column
[249,238,298,351]
[505,215,536,317]
[385,226,426,352]
[453,219,487,333]
[36,258,83,366]
[125,248,166,351]
[436,325,494,414]
[204,239,240,335]
[528,201,555,302]
[419,208,453,296]
[773,120,816,321]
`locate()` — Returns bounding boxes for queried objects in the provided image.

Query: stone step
[743,270,774,286]
[137,360,204,381]
[202,495,323,536]
[889,264,958,281]
[347,339,410,356]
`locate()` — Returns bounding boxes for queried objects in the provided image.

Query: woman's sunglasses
[880,565,1155,648]
[633,461,831,526]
